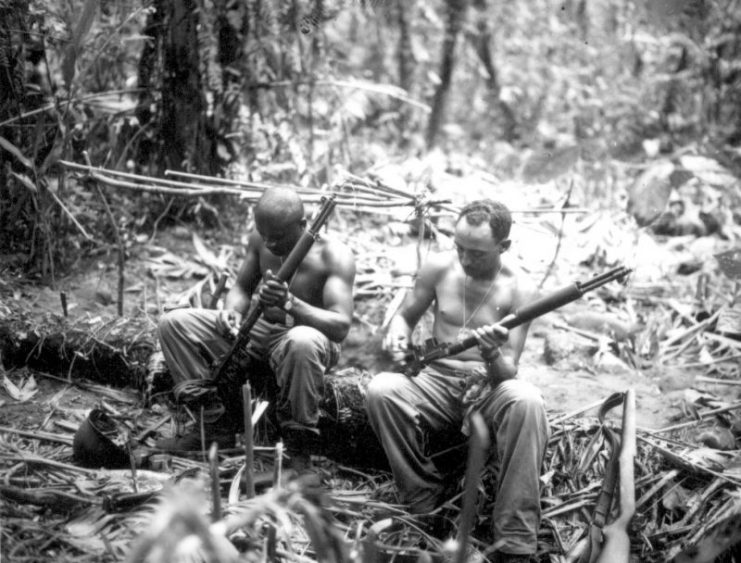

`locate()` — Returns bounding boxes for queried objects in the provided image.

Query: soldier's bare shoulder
[500,260,538,299]
[418,250,459,282]
[318,235,356,270]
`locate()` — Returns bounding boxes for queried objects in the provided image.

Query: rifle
[594,388,636,563]
[403,265,632,376]
[210,194,337,384]
[572,389,636,563]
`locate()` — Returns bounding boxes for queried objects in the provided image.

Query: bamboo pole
[209,443,222,521]
[61,160,239,192]
[166,169,318,193]
[60,160,586,216]
[242,383,255,499]
[65,161,392,203]
[63,161,410,207]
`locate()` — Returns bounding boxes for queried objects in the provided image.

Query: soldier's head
[254,188,306,257]
[454,199,512,278]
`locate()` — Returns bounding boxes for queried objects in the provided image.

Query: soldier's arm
[224,231,263,316]
[284,241,356,343]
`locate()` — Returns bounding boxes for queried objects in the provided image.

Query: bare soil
[1,226,680,432]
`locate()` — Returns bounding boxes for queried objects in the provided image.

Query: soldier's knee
[499,380,546,416]
[367,372,404,404]
[158,308,186,338]
[284,325,322,355]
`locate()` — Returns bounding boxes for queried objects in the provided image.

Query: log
[317,368,388,470]
[0,305,155,387]
[0,305,387,469]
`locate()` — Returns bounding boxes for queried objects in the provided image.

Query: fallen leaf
[716,249,741,280]
[699,346,714,365]
[2,374,39,402]
[192,232,228,271]
[662,481,690,511]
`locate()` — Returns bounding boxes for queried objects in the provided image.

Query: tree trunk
[161,0,214,173]
[396,0,414,93]
[425,0,468,149]
[396,0,415,140]
[136,0,217,174]
[0,1,27,125]
[468,0,517,142]
[214,0,250,162]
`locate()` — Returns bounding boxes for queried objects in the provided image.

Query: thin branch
[84,152,125,317]
[0,89,144,129]
[539,179,575,290]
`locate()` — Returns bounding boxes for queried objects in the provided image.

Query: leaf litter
[2,165,741,561]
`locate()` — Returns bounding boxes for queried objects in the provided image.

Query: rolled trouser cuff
[173,380,225,423]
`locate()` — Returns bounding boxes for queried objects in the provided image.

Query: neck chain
[459,267,500,341]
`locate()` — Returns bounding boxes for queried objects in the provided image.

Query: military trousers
[365,365,549,555]
[158,308,340,430]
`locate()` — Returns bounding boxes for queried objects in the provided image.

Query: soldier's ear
[299,218,308,229]
[499,239,511,253]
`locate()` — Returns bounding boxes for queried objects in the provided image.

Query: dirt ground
[1,224,683,432]
[3,218,737,563]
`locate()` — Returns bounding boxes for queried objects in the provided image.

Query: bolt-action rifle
[592,388,636,563]
[403,265,632,377]
[210,194,337,384]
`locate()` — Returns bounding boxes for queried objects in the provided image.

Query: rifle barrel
[212,195,337,382]
[581,266,631,292]
[581,265,627,288]
[408,264,631,374]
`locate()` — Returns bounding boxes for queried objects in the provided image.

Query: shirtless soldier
[157,187,356,464]
[366,199,549,562]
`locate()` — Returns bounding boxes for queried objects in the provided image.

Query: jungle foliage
[1,0,741,279]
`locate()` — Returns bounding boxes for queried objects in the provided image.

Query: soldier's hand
[473,324,508,362]
[259,269,290,308]
[216,309,242,340]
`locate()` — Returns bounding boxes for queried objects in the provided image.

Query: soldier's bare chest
[259,247,327,300]
[436,274,512,327]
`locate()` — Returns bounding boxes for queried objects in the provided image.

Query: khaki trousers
[158,308,340,430]
[365,365,549,555]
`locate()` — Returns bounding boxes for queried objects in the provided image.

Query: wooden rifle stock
[211,195,337,383]
[404,265,632,376]
[594,388,636,563]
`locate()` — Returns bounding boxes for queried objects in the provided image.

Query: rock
[542,331,595,367]
[594,350,633,375]
[696,428,736,451]
[655,369,696,393]
[626,160,674,227]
